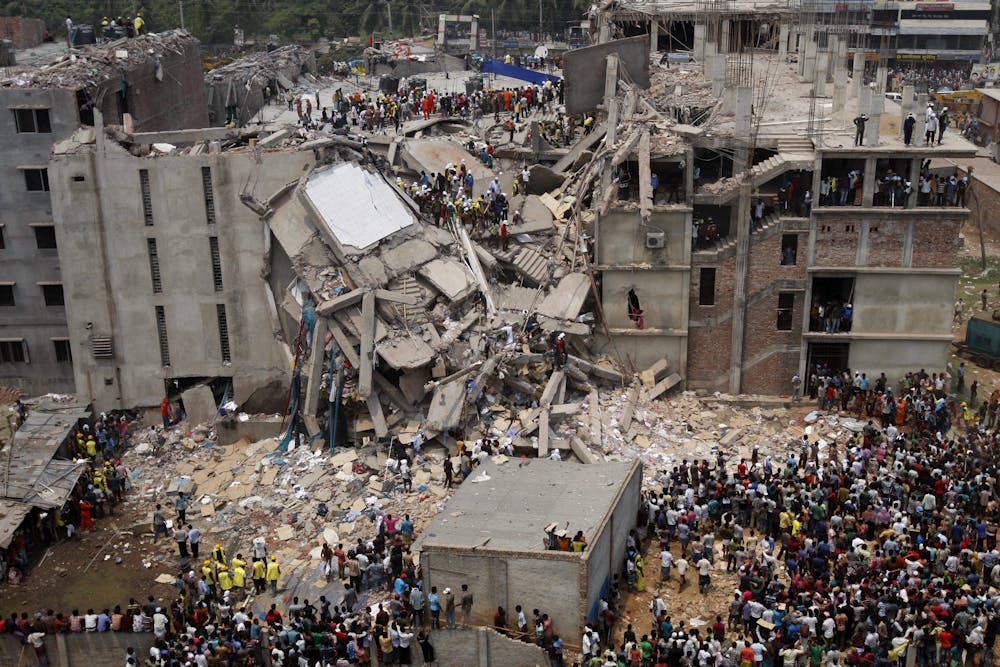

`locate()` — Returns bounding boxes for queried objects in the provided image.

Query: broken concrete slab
[425,381,466,432]
[537,273,590,321]
[418,258,477,302]
[641,358,670,389]
[379,238,438,274]
[646,372,682,400]
[377,335,436,370]
[507,195,555,235]
[358,291,376,399]
[180,385,217,425]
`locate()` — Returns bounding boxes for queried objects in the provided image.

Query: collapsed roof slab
[425,380,466,431]
[304,162,415,254]
[401,139,495,197]
[418,257,478,302]
[508,195,555,235]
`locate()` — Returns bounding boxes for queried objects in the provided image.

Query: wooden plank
[646,372,682,400]
[620,386,640,432]
[366,394,388,438]
[538,409,549,458]
[358,291,376,399]
[640,357,669,389]
[588,388,601,448]
[550,403,581,416]
[374,289,420,306]
[316,289,365,316]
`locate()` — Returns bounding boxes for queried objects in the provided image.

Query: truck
[955,313,1000,369]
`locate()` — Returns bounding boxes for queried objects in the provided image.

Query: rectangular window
[698,268,716,306]
[52,338,72,363]
[140,169,153,226]
[41,283,64,306]
[209,236,224,291]
[216,303,232,363]
[202,167,217,225]
[0,225,5,249]
[155,305,171,366]
[33,225,57,249]
[13,108,51,133]
[780,234,798,266]
[0,284,13,306]
[0,339,27,363]
[24,168,49,192]
[777,292,795,331]
[147,238,162,294]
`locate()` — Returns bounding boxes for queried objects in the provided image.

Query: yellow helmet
[204,560,211,567]
[219,565,228,571]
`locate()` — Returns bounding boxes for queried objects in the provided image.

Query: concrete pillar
[815,52,829,96]
[833,59,847,112]
[704,34,717,59]
[900,84,915,138]
[650,19,659,53]
[694,23,706,61]
[803,40,818,83]
[798,30,807,76]
[733,86,753,175]
[826,36,838,83]
[721,19,730,53]
[875,66,887,97]
[470,17,479,51]
[708,54,726,99]
[778,24,789,60]
[866,101,881,148]
[906,157,921,209]
[915,93,928,146]
[859,86,872,125]
[862,156,877,206]
[852,51,865,99]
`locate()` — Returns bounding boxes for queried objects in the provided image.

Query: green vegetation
[5,0,592,45]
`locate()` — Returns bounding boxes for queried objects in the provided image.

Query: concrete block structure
[48,126,316,410]
[0,30,207,397]
[416,459,642,639]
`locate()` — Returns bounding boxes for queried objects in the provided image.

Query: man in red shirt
[79,500,94,532]
[161,397,170,429]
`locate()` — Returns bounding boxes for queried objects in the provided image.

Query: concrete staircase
[494,245,549,284]
[692,212,787,262]
[696,136,816,205]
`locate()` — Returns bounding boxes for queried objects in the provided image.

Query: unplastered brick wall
[912,219,962,268]
[813,219,861,266]
[866,219,905,267]
[0,16,45,49]
[742,349,801,395]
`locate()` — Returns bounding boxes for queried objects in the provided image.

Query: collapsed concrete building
[0,30,208,396]
[204,45,316,127]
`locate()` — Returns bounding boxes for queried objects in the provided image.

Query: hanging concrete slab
[537,273,590,321]
[377,335,436,371]
[507,195,555,235]
[425,381,466,431]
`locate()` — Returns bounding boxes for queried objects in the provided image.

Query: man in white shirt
[660,548,674,580]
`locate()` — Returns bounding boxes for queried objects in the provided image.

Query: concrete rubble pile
[0,29,197,89]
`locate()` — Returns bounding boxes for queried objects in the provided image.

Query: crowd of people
[576,365,1000,667]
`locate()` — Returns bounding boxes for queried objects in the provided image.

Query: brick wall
[867,219,905,267]
[0,16,45,49]
[912,219,962,268]
[688,228,806,394]
[814,220,860,266]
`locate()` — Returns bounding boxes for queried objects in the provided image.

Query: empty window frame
[209,236,224,291]
[140,169,153,225]
[698,268,716,306]
[147,238,162,293]
[780,234,798,265]
[0,339,27,363]
[13,108,51,133]
[155,305,171,366]
[202,167,217,224]
[52,338,72,363]
[23,168,49,191]
[33,224,57,249]
[777,292,795,331]
[0,284,14,306]
[216,304,232,363]
[41,283,64,306]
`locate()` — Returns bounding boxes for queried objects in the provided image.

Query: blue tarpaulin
[482,60,561,85]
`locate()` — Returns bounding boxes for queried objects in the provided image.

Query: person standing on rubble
[251,558,266,594]
[187,524,200,558]
[266,555,281,594]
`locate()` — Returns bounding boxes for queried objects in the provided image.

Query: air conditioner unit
[646,230,666,248]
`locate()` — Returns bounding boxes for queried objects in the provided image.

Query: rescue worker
[133,12,145,35]
[251,558,266,594]
[201,560,217,597]
[232,560,247,596]
[217,565,233,594]
[266,555,281,594]
[212,543,227,568]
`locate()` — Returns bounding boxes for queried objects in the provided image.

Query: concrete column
[862,156,877,206]
[704,34,717,59]
[900,84,915,138]
[906,157,920,209]
[650,19,659,53]
[694,23,706,61]
[721,19,730,53]
[875,66,887,97]
[815,52,829,96]
[729,181,753,394]
[733,86,753,175]
[915,93,928,146]
[798,30,807,76]
[826,36,838,83]
[866,106,881,148]
[833,60,847,112]
[778,23,789,60]
[708,54,727,99]
[852,51,865,99]
[859,86,872,126]
[470,17,479,51]
[803,40,818,83]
